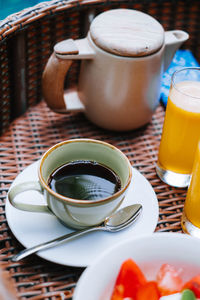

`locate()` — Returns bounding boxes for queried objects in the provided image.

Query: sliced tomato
[183,274,200,297]
[111,258,147,299]
[156,263,183,296]
[110,284,125,300]
[136,281,160,300]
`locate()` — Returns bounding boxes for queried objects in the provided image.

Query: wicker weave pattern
[0,0,197,298]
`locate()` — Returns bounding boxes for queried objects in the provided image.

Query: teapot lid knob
[90,9,164,57]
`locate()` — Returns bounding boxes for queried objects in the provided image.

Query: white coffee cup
[8,139,132,229]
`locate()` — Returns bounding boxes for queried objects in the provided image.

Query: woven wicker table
[0,0,198,298]
[0,102,187,299]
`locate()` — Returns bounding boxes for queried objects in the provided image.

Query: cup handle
[42,38,95,113]
[8,181,51,213]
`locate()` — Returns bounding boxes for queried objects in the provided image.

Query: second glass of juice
[156,67,200,187]
[182,140,200,237]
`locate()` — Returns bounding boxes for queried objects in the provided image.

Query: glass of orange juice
[156,67,200,187]
[182,140,200,237]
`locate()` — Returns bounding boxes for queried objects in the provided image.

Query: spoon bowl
[104,204,142,232]
[11,204,142,262]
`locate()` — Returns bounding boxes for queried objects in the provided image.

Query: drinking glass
[156,67,200,187]
[181,140,200,237]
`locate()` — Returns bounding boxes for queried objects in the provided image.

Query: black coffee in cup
[48,160,121,200]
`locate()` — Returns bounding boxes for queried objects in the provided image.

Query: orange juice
[158,81,200,174]
[184,141,200,228]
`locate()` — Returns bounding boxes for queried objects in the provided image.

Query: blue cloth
[160,50,200,106]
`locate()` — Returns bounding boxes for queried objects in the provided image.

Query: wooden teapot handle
[42,52,73,112]
[42,38,95,113]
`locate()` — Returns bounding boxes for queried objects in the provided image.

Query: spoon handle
[11,226,101,262]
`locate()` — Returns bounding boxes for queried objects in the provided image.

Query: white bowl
[73,232,200,300]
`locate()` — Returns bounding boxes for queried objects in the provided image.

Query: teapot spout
[164,30,189,71]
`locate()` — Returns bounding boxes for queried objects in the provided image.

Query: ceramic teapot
[42,9,189,131]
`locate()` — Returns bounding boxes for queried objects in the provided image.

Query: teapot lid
[90,9,164,57]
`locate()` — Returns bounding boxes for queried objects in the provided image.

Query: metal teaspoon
[11,204,142,262]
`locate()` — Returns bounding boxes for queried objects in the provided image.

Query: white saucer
[6,160,159,267]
